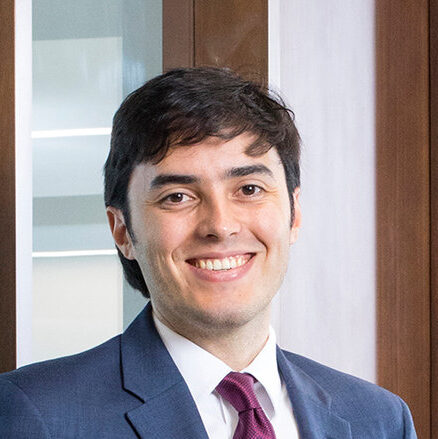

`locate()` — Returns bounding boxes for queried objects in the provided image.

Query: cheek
[134,228,184,293]
[250,204,291,243]
[250,207,291,278]
[138,214,193,262]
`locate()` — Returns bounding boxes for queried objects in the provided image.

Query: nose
[196,195,241,240]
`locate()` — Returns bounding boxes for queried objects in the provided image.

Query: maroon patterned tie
[216,372,276,439]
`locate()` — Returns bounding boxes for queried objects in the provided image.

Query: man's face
[112,133,300,335]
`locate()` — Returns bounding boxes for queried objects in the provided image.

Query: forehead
[130,133,284,187]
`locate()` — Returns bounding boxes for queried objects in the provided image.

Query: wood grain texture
[376,0,430,437]
[431,0,438,436]
[194,0,268,82]
[162,0,194,71]
[0,0,16,373]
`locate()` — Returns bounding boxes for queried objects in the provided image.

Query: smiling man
[110,134,297,370]
[0,67,416,438]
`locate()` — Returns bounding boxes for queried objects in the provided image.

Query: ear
[106,206,136,260]
[289,187,302,245]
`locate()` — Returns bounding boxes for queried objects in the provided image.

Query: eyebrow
[149,164,274,190]
[150,174,199,189]
[224,164,274,179]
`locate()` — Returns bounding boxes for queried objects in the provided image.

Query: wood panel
[0,0,16,373]
[194,0,268,82]
[375,0,430,437]
[431,0,438,436]
[162,0,194,71]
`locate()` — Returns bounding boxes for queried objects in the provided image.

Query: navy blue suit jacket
[0,303,416,438]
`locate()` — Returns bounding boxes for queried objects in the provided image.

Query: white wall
[269,0,376,382]
[16,0,33,368]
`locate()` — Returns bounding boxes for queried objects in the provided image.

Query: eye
[240,185,263,196]
[161,192,192,204]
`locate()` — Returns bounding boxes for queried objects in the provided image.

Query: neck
[154,308,271,371]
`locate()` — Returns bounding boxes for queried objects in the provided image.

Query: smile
[187,254,253,271]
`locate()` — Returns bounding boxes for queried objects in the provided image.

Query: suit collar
[121,303,209,439]
[120,304,351,439]
[277,348,352,438]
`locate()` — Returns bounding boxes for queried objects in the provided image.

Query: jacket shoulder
[281,350,416,437]
[0,335,143,438]
[0,335,131,422]
[282,350,392,396]
[0,334,122,396]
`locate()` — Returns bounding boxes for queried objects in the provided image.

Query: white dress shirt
[153,315,300,439]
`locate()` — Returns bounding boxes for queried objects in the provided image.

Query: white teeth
[192,255,251,271]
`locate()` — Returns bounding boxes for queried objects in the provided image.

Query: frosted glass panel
[33,37,123,130]
[31,0,162,363]
[32,255,123,363]
[33,135,111,198]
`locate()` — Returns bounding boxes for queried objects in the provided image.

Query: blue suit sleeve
[0,378,50,438]
[399,396,417,439]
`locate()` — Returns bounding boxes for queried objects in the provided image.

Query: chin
[187,300,269,331]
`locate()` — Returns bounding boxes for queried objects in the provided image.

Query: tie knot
[216,372,261,413]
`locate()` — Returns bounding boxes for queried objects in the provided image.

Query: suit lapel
[126,381,209,439]
[120,304,351,438]
[121,303,208,439]
[277,348,352,439]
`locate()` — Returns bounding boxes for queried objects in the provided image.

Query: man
[0,67,416,438]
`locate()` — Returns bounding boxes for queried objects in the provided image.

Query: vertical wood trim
[193,0,268,82]
[162,0,194,71]
[376,1,430,437]
[0,0,16,373]
[162,0,268,80]
[430,0,438,436]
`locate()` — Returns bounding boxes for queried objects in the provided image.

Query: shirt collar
[153,313,282,411]
[153,313,231,403]
[241,327,282,410]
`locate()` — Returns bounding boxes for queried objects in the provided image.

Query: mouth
[186,253,254,271]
